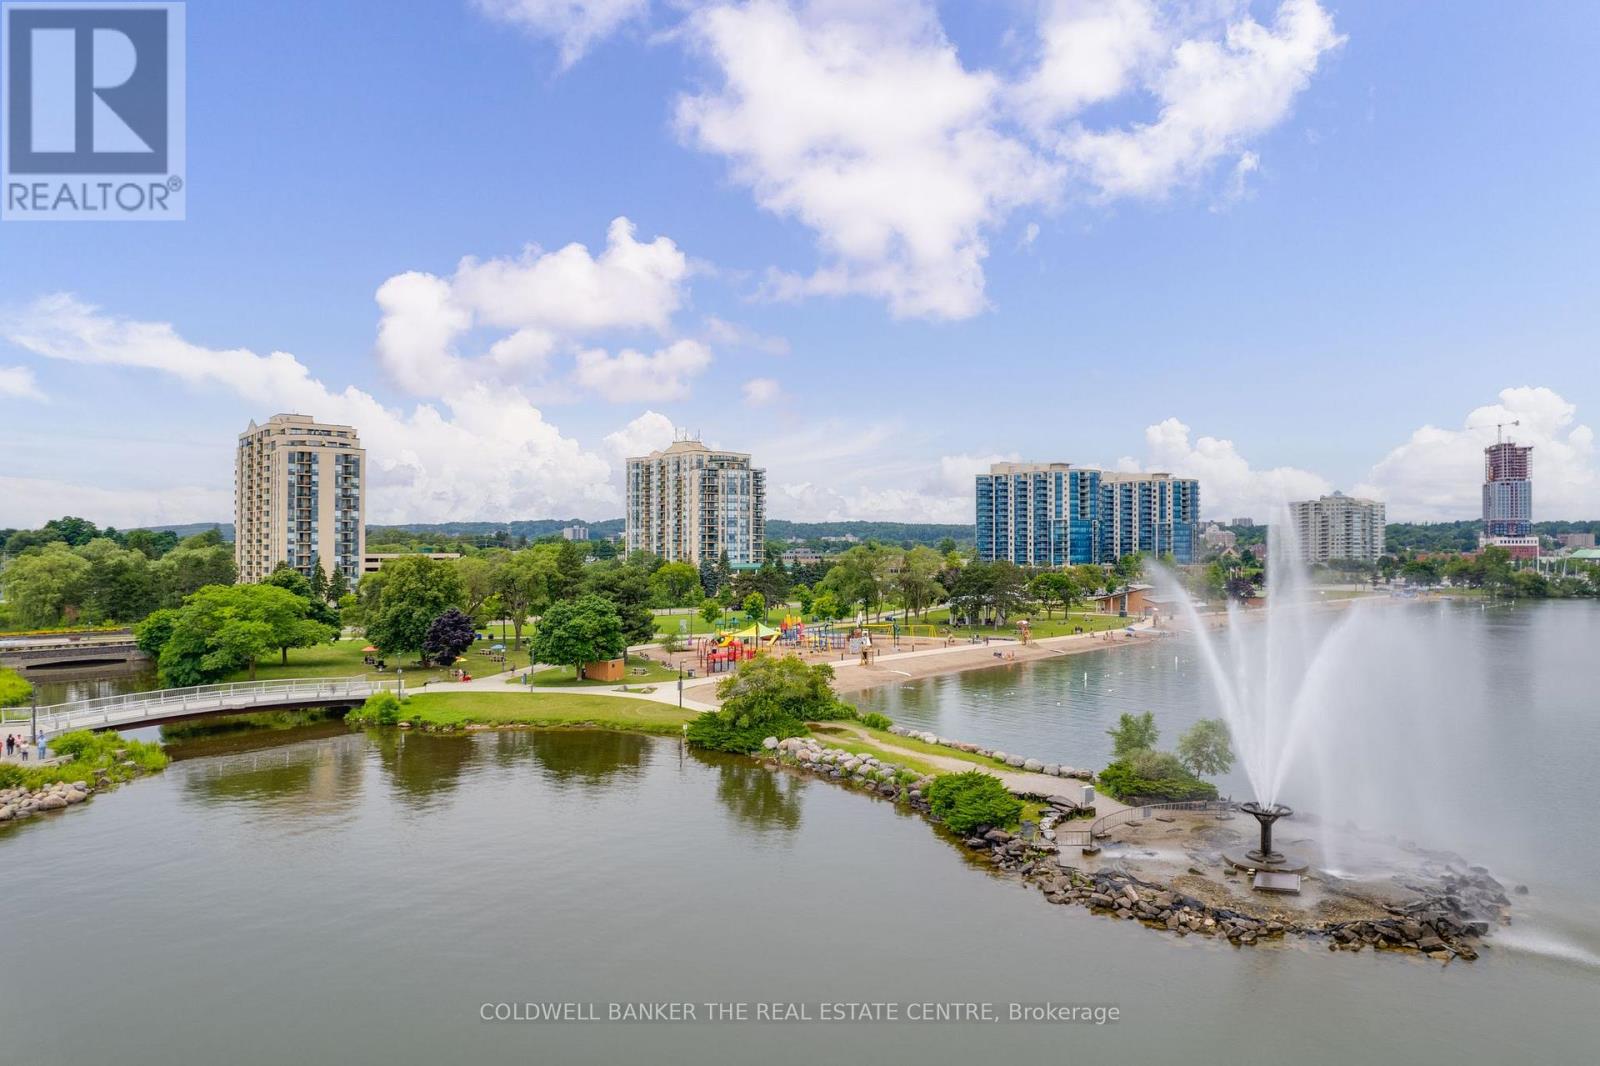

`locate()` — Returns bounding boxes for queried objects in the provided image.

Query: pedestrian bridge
[6,677,401,737]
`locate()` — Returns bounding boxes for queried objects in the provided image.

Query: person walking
[5,734,13,757]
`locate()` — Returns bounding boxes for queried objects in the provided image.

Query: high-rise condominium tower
[625,439,765,566]
[235,414,365,585]
[974,462,1201,566]
[1289,492,1386,563]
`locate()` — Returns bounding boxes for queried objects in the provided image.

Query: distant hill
[139,516,977,548]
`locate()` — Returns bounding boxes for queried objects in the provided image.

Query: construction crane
[1469,418,1520,443]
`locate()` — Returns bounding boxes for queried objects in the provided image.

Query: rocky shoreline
[762,732,1509,963]
[883,724,1096,780]
[0,780,94,822]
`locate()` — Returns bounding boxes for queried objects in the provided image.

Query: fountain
[1225,801,1308,873]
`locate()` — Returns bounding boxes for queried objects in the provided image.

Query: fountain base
[1222,847,1309,874]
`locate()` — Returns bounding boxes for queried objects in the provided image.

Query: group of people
[4,732,42,761]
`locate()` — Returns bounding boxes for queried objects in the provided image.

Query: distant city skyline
[1,2,1597,529]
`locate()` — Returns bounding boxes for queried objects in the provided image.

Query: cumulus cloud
[1356,387,1598,521]
[1061,0,1343,199]
[671,0,1340,320]
[741,377,780,406]
[1123,417,1330,521]
[0,365,43,400]
[572,339,712,401]
[473,0,648,67]
[676,0,1058,320]
[602,409,676,462]
[0,294,619,523]
[772,480,972,524]
[373,216,695,398]
[702,314,790,355]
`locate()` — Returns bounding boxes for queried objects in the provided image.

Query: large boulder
[1005,755,1026,768]
[1022,758,1044,772]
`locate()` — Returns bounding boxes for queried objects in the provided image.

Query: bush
[0,666,33,709]
[860,711,892,731]
[685,711,808,754]
[1097,750,1218,803]
[347,690,406,726]
[925,770,1022,834]
[688,657,854,753]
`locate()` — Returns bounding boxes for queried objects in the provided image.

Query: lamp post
[677,663,684,710]
[397,668,404,698]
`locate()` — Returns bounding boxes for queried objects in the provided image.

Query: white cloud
[1126,417,1330,521]
[0,365,43,400]
[0,295,620,524]
[1357,387,1598,521]
[1062,0,1344,199]
[676,0,1057,320]
[742,377,780,406]
[1012,0,1163,128]
[772,480,971,524]
[670,0,1340,320]
[373,216,693,398]
[572,339,712,401]
[702,314,790,355]
[473,0,647,67]
[0,475,230,530]
[602,409,676,462]
[933,451,1020,496]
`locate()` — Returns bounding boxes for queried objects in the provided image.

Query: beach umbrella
[490,644,506,652]
[362,645,378,653]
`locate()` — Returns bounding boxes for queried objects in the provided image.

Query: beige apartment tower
[235,414,366,585]
[625,439,764,566]
[1289,491,1386,564]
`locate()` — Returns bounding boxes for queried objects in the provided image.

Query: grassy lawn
[843,722,1033,774]
[523,660,681,687]
[226,635,516,684]
[397,691,694,733]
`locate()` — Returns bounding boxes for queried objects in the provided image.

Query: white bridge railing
[18,677,399,735]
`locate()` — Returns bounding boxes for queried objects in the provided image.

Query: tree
[895,546,944,619]
[154,584,332,685]
[151,543,236,606]
[700,599,723,630]
[309,562,331,605]
[0,543,91,627]
[133,608,179,658]
[530,595,625,678]
[423,608,477,665]
[585,561,657,646]
[455,554,499,623]
[742,591,767,622]
[1107,711,1159,759]
[263,562,312,600]
[1030,572,1080,619]
[686,657,850,753]
[79,538,157,622]
[1225,575,1257,602]
[1176,718,1234,777]
[793,583,814,616]
[494,547,558,649]
[651,561,702,610]
[364,555,466,660]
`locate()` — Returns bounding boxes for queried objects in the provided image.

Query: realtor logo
[2,2,185,220]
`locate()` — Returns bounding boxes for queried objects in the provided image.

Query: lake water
[2,603,1598,1064]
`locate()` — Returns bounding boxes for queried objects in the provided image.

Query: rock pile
[0,780,92,822]
[884,725,1094,780]
[1024,865,1492,960]
[771,736,938,808]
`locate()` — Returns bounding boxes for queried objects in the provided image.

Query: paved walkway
[818,720,1127,809]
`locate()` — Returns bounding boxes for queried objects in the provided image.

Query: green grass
[0,729,167,793]
[840,723,1027,774]
[389,691,694,733]
[223,635,516,684]
[520,660,682,687]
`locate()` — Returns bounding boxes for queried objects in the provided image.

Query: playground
[687,614,972,676]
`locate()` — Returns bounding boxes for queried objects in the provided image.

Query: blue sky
[1,0,1597,527]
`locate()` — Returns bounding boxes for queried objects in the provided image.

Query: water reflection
[697,752,804,835]
[509,729,654,790]
[181,739,366,814]
[370,729,479,809]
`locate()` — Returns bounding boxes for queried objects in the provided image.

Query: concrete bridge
[0,632,149,672]
[4,677,400,737]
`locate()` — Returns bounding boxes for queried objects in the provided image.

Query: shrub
[348,690,406,726]
[925,770,1022,834]
[1097,750,1218,803]
[688,657,854,753]
[685,711,808,754]
[860,711,892,731]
